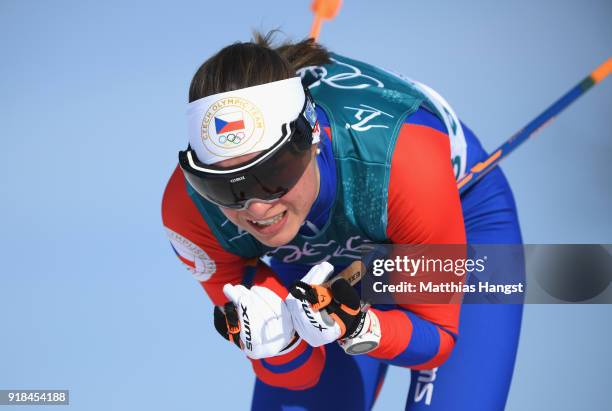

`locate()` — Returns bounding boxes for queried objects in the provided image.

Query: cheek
[283,165,318,212]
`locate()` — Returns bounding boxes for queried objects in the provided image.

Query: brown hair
[188,30,331,103]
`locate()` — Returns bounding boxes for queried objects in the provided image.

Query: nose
[244,200,275,218]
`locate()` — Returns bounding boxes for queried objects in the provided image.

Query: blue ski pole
[458,58,612,194]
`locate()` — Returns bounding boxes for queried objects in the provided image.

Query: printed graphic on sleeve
[165,227,217,282]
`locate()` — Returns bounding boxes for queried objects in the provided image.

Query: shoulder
[387,106,465,244]
[394,106,452,163]
[162,165,205,233]
[404,106,447,133]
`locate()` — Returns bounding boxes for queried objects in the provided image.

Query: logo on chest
[271,236,372,264]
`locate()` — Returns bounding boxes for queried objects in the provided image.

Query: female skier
[162,33,523,410]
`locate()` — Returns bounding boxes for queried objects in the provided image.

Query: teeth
[249,212,285,227]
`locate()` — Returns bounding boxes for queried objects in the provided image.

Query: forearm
[250,341,326,390]
[368,306,457,369]
[217,262,327,390]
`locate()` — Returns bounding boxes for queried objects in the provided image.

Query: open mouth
[246,211,288,235]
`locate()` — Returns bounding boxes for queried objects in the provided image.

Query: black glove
[213,302,241,348]
[289,278,366,339]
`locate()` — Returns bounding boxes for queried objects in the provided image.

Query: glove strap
[214,303,242,348]
[278,332,302,355]
[338,309,381,355]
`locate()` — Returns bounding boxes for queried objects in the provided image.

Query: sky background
[1,0,611,410]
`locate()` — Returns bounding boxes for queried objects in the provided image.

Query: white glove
[222,284,299,360]
[285,262,343,347]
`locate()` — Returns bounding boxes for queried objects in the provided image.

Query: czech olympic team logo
[200,97,265,157]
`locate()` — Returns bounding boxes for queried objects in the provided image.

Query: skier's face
[216,145,320,248]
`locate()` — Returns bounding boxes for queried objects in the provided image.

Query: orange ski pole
[310,0,343,41]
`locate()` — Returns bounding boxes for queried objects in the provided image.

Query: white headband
[187,77,317,165]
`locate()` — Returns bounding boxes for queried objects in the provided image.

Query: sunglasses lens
[179,117,314,209]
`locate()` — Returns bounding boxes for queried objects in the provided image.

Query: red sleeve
[162,166,248,304]
[368,123,466,369]
[162,165,324,389]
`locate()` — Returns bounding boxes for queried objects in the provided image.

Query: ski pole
[457,57,612,194]
[309,0,343,41]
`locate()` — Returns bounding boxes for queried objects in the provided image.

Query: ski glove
[214,284,300,360]
[286,262,381,354]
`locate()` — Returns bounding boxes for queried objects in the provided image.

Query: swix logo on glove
[301,301,326,332]
[286,262,344,347]
[221,283,299,360]
[241,304,253,351]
